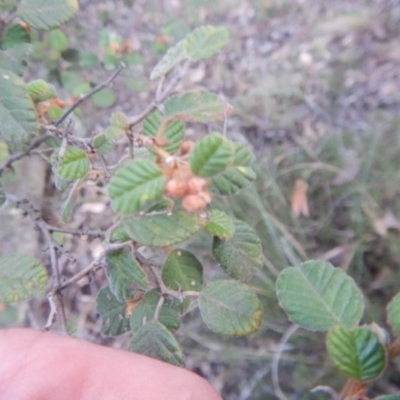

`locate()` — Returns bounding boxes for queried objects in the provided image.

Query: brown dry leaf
[125,292,144,317]
[291,178,309,217]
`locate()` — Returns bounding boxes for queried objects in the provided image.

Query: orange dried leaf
[291,178,309,217]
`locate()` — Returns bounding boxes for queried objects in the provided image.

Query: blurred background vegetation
[1,0,400,398]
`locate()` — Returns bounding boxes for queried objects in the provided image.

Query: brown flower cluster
[160,141,211,213]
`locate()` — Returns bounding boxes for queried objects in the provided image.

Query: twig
[0,133,52,176]
[55,63,125,127]
[128,59,190,129]
[272,324,299,400]
[153,296,165,322]
[45,241,131,330]
[5,194,68,332]
[44,225,106,237]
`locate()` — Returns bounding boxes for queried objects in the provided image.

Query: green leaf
[0,69,38,151]
[93,133,113,155]
[96,286,131,336]
[2,24,31,50]
[0,254,48,303]
[53,146,90,180]
[61,48,80,63]
[162,249,203,292]
[204,209,235,239]
[387,292,400,336]
[105,248,148,302]
[0,183,5,208]
[47,29,68,52]
[190,133,232,177]
[109,160,166,214]
[199,280,263,336]
[91,88,116,109]
[276,260,364,331]
[130,289,181,332]
[211,143,256,196]
[212,219,263,281]
[231,142,254,166]
[327,326,387,381]
[374,396,400,400]
[0,44,32,76]
[27,79,56,103]
[150,40,186,80]
[79,50,99,69]
[110,111,129,130]
[143,110,184,154]
[123,211,207,247]
[18,0,79,30]
[164,91,229,122]
[184,26,229,61]
[129,321,184,366]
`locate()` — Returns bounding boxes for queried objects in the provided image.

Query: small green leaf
[276,260,364,331]
[199,280,263,336]
[53,146,90,180]
[105,126,125,141]
[211,143,256,196]
[110,111,129,130]
[47,29,68,52]
[93,133,113,155]
[0,254,48,303]
[162,249,203,292]
[190,133,232,177]
[96,286,131,336]
[79,50,99,69]
[0,44,32,76]
[143,110,184,154]
[61,48,80,62]
[109,160,166,214]
[105,248,148,302]
[327,326,387,381]
[213,219,263,281]
[164,91,229,123]
[387,292,400,336]
[0,69,38,151]
[150,40,186,80]
[129,321,184,366]
[18,0,79,30]
[184,26,229,61]
[205,209,235,239]
[91,88,116,109]
[130,289,181,332]
[123,211,207,247]
[27,79,56,103]
[374,396,400,400]
[2,24,31,50]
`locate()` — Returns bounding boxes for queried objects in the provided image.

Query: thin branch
[272,324,299,400]
[49,241,131,294]
[45,241,131,331]
[128,59,190,129]
[44,225,106,237]
[0,133,52,176]
[55,63,125,127]
[6,194,68,332]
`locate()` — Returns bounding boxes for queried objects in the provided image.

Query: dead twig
[55,62,125,127]
[0,133,52,176]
